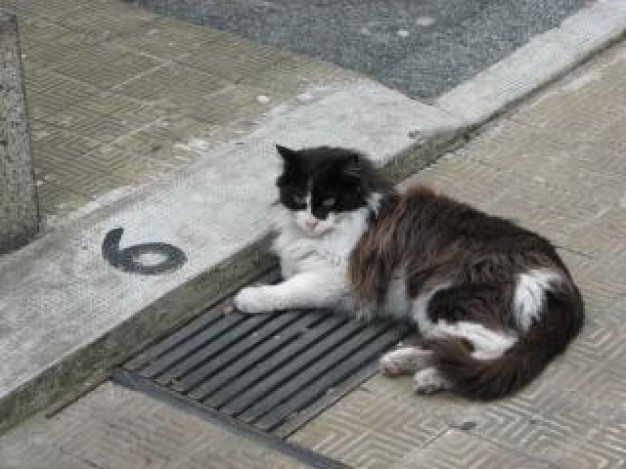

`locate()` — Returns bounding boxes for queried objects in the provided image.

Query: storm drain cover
[120,269,410,436]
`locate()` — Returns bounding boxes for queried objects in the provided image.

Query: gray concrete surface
[0,382,305,469]
[1,0,624,436]
[291,39,626,469]
[130,0,585,99]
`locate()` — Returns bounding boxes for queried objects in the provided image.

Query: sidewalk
[0,0,351,224]
[1,35,625,469]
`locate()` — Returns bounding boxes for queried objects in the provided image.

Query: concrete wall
[0,12,39,255]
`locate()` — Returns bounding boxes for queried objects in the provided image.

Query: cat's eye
[322,197,336,207]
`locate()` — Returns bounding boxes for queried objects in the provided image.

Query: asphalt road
[130,0,585,99]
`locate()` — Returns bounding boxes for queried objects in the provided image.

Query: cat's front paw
[355,302,377,321]
[233,286,272,314]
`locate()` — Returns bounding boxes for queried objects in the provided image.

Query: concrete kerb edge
[1,0,625,434]
[435,0,626,124]
[0,234,276,435]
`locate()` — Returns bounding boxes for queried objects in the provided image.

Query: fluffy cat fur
[234,145,584,400]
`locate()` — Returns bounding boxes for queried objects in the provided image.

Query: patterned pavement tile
[36,181,91,219]
[54,2,159,40]
[112,62,229,110]
[49,42,164,91]
[289,375,465,469]
[237,53,357,94]
[0,383,305,469]
[0,0,99,20]
[111,17,225,61]
[39,93,164,144]
[20,24,102,70]
[392,429,555,469]
[25,68,100,118]
[175,33,288,81]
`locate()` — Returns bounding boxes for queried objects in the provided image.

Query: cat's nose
[305,219,319,230]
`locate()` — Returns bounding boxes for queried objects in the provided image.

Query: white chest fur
[272,206,371,279]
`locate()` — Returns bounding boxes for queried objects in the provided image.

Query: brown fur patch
[349,183,584,399]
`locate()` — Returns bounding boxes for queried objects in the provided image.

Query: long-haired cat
[234,145,584,400]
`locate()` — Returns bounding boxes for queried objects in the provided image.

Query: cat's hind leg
[379,345,433,376]
[413,367,451,394]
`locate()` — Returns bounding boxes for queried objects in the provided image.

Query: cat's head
[275,145,392,237]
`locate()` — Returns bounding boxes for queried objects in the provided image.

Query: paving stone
[54,2,159,40]
[17,16,74,60]
[49,43,164,91]
[289,375,466,469]
[39,93,164,144]
[36,181,91,219]
[30,127,101,167]
[238,54,357,94]
[113,63,229,112]
[25,68,100,118]
[111,17,227,61]
[0,0,99,20]
[174,33,288,81]
[392,429,555,469]
[0,383,304,469]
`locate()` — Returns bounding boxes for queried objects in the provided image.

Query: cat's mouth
[298,223,328,237]
[295,218,333,237]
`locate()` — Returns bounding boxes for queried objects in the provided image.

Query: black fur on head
[275,145,393,220]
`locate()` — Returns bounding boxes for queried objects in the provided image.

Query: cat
[233,145,584,400]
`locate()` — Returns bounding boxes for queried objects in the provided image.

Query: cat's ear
[275,144,299,163]
[342,152,361,178]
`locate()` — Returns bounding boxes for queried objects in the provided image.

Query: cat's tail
[426,285,584,401]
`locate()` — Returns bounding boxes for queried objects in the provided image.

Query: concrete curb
[436,0,626,124]
[1,0,624,434]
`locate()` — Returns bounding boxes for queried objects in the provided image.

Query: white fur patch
[380,346,432,375]
[265,199,375,312]
[366,192,383,215]
[513,268,562,331]
[432,321,518,360]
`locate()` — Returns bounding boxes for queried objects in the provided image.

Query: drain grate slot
[122,269,410,436]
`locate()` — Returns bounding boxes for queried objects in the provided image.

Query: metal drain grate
[120,269,410,436]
